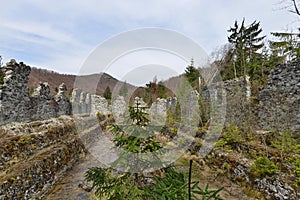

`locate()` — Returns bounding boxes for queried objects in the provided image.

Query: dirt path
[43,153,99,200]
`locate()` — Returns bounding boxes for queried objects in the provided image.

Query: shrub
[85,167,144,200]
[271,130,300,156]
[215,125,244,149]
[250,156,278,177]
[144,167,223,200]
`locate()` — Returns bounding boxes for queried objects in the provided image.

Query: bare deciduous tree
[290,0,300,16]
[278,0,300,17]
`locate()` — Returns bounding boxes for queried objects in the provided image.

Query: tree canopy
[227,19,266,78]
[184,59,200,89]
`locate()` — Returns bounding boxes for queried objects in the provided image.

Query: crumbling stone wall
[150,98,167,125]
[258,60,300,131]
[222,76,252,128]
[31,82,58,120]
[0,59,31,122]
[112,95,127,121]
[0,116,84,199]
[3,59,299,131]
[90,94,111,115]
[204,76,252,128]
[0,60,71,125]
[55,83,72,116]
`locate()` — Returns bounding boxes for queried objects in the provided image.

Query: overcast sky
[0,0,299,83]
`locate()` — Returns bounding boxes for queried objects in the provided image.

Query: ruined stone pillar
[54,83,71,115]
[112,95,127,121]
[85,93,92,114]
[150,98,167,125]
[0,59,31,124]
[71,88,81,114]
[80,91,87,114]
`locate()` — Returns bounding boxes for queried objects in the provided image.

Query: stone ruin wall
[206,76,252,128]
[0,60,71,125]
[1,59,299,131]
[258,60,300,131]
[71,89,178,124]
[207,59,300,131]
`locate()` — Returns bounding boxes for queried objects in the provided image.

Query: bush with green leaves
[250,156,278,177]
[215,125,245,149]
[85,167,144,200]
[271,130,300,157]
[144,167,223,200]
[86,165,224,200]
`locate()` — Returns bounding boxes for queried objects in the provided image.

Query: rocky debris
[258,60,300,131]
[254,177,297,200]
[212,149,299,200]
[0,141,84,199]
[233,164,250,183]
[78,180,93,192]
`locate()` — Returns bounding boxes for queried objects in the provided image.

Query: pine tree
[103,86,112,101]
[184,59,200,88]
[270,30,300,62]
[227,19,266,77]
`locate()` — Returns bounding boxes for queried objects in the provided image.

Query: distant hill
[28,67,136,96]
[28,67,185,101]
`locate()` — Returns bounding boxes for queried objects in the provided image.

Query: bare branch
[290,0,300,16]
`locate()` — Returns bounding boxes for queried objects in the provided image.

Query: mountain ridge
[28,67,136,96]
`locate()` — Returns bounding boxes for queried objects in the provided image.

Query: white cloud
[0,0,299,75]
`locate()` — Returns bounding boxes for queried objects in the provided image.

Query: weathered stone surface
[258,60,300,131]
[166,97,177,112]
[90,94,111,115]
[0,60,72,124]
[150,98,167,125]
[204,76,252,128]
[112,95,127,121]
[54,83,71,115]
[254,177,297,200]
[222,76,252,128]
[71,88,81,114]
[31,82,57,120]
[80,91,87,114]
[85,93,92,114]
[0,116,84,199]
[0,59,31,123]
